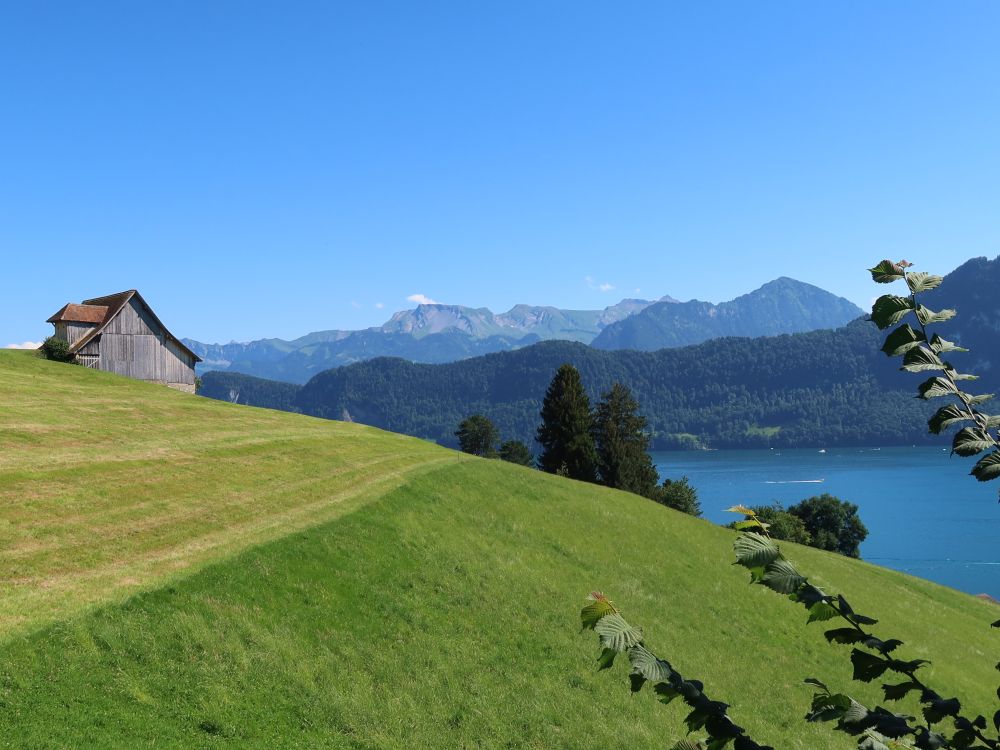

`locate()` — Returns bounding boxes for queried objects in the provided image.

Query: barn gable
[46,290,201,393]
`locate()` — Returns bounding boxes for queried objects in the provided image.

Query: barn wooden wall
[95,298,196,390]
[54,321,96,346]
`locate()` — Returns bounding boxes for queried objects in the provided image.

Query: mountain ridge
[591,276,864,350]
[186,277,862,384]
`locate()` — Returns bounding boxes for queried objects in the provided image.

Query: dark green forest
[202,320,936,449]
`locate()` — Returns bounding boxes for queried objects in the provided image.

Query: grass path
[0,351,451,636]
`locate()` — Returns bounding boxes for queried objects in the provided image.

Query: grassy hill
[1,350,997,748]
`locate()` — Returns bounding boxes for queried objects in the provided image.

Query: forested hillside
[203,320,936,448]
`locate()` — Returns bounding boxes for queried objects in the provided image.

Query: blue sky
[3,2,999,345]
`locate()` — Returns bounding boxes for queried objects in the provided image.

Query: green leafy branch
[580,592,775,750]
[731,518,1000,750]
[868,260,1000,494]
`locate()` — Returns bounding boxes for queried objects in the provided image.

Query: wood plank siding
[53,322,95,347]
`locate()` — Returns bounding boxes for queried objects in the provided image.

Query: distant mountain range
[198,256,1000,450]
[185,298,657,384]
[186,278,862,384]
[591,277,864,350]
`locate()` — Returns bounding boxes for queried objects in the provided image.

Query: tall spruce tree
[592,382,660,498]
[536,364,597,481]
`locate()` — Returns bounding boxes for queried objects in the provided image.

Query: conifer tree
[592,382,660,498]
[536,364,597,481]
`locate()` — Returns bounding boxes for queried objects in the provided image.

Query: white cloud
[350,301,362,309]
[5,341,41,349]
[407,293,439,305]
[375,302,385,309]
[584,276,615,292]
[634,288,641,294]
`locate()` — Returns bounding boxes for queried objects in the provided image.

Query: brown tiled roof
[46,303,110,324]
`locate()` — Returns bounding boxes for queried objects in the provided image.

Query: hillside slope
[1,351,997,748]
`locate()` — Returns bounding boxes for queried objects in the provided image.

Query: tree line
[457,363,702,516]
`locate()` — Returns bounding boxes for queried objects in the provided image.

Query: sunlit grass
[0,350,996,748]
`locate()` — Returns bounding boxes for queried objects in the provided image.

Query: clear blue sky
[3,2,999,345]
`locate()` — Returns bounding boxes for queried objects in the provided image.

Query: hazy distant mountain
[187,277,867,384]
[185,298,656,383]
[591,277,864,351]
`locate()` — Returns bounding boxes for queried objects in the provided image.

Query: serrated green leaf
[733,532,780,568]
[668,741,705,750]
[948,369,979,381]
[762,559,805,594]
[881,324,925,357]
[732,519,765,531]
[929,333,967,354]
[985,415,1000,429]
[971,451,1000,482]
[915,305,957,326]
[906,271,944,293]
[871,295,914,329]
[952,427,994,457]
[858,736,890,750]
[888,657,928,672]
[795,584,828,607]
[916,377,956,400]
[882,680,920,701]
[806,691,852,722]
[580,592,617,630]
[969,393,995,405]
[806,601,840,624]
[869,260,906,283]
[851,649,890,682]
[654,682,681,704]
[597,647,617,670]
[923,696,961,725]
[595,613,643,652]
[901,346,945,373]
[928,404,972,434]
[842,697,870,724]
[804,677,829,691]
[824,627,867,645]
[851,614,879,626]
[628,644,675,687]
[915,728,949,749]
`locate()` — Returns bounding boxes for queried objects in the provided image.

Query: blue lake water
[651,447,1000,598]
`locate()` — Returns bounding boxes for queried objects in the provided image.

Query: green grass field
[1,350,997,748]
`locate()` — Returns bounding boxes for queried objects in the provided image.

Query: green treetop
[536,363,597,481]
[592,382,659,498]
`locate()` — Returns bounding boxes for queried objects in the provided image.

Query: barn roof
[48,290,202,362]
[46,304,110,324]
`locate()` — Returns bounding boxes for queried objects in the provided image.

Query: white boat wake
[764,479,825,484]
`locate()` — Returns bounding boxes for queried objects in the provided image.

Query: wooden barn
[46,290,201,392]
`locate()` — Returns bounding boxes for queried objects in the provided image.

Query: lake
[651,447,1000,598]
